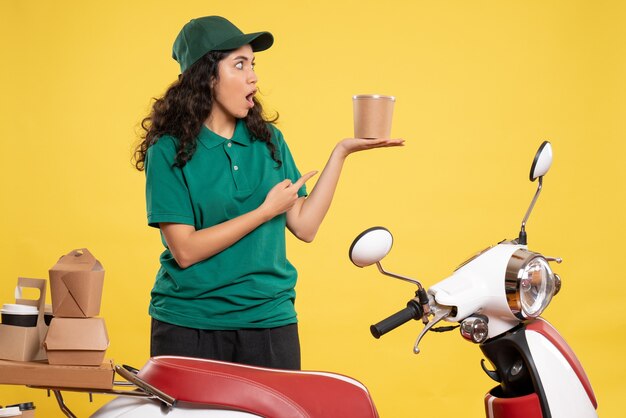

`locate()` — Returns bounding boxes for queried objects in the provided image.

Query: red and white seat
[137,356,379,418]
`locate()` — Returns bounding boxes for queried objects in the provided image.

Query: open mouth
[245,92,256,107]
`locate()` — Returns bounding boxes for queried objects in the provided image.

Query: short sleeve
[273,127,307,197]
[145,136,195,228]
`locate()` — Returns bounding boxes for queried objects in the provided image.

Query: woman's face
[211,44,258,121]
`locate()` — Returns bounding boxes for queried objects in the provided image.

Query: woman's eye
[251,63,255,70]
[235,62,243,70]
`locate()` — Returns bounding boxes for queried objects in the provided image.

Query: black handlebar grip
[370,300,423,339]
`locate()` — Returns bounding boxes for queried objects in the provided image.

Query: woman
[134,16,403,370]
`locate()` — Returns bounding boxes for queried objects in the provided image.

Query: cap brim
[213,31,274,52]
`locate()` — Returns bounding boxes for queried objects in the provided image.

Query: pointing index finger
[292,170,318,190]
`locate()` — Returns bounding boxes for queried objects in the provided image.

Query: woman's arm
[286,138,404,242]
[160,210,270,269]
[161,173,318,269]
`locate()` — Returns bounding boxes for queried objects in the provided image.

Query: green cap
[172,16,274,73]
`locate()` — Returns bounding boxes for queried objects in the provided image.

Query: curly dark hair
[133,50,279,171]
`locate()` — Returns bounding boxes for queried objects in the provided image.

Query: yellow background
[1,1,624,416]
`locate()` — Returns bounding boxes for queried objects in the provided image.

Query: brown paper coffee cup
[353,94,395,139]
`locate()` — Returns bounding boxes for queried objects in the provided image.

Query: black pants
[150,318,301,370]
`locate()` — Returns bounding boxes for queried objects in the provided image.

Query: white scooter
[348,141,598,418]
[45,142,595,418]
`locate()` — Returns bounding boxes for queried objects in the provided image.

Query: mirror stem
[376,261,424,291]
[518,176,543,245]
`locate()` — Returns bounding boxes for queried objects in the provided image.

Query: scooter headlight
[505,249,556,319]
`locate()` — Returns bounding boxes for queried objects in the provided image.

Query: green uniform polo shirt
[145,120,306,330]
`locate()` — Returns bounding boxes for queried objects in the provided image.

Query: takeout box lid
[44,318,109,351]
[49,248,104,272]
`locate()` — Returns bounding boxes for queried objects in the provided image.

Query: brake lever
[413,305,452,354]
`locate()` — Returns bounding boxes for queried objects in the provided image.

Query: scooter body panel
[526,319,597,408]
[525,328,597,417]
[481,319,597,418]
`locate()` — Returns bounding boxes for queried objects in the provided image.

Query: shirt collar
[198,119,251,150]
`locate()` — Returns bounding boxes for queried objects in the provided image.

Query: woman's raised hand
[260,171,318,219]
[335,138,405,158]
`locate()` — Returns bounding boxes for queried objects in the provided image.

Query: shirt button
[233,165,239,171]
[227,142,232,148]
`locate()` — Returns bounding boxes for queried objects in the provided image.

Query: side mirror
[349,227,393,267]
[530,141,553,181]
[519,141,553,245]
